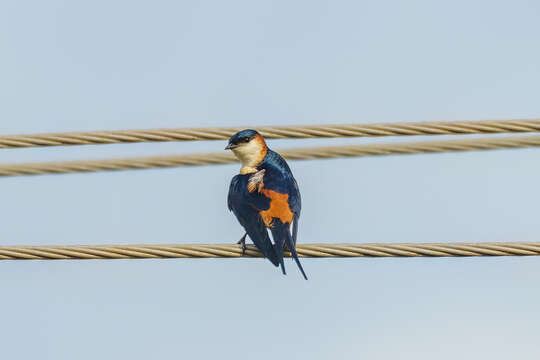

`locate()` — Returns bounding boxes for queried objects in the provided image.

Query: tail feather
[292,213,300,246]
[240,215,280,267]
[285,230,308,280]
[246,227,279,267]
[270,219,307,280]
[273,232,286,275]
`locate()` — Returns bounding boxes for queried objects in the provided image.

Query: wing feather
[228,175,279,266]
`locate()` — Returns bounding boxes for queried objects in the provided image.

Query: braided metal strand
[1,242,540,260]
[2,119,540,148]
[0,135,539,177]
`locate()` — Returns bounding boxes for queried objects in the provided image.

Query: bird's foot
[236,233,247,255]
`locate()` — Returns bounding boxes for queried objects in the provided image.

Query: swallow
[226,129,308,280]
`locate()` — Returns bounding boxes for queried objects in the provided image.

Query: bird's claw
[237,233,247,255]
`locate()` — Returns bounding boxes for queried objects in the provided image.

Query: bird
[226,129,308,280]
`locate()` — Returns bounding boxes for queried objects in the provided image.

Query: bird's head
[225,129,268,170]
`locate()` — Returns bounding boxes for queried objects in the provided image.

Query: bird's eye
[242,137,250,142]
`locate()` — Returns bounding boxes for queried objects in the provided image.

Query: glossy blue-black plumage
[227,135,307,279]
[226,129,258,149]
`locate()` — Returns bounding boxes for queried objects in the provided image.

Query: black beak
[225,143,237,150]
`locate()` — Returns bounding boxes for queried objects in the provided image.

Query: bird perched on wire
[226,129,307,280]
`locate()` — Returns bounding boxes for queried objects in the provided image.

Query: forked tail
[270,220,308,280]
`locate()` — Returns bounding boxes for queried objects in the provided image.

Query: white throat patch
[231,138,266,173]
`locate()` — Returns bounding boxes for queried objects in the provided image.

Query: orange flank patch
[259,189,293,227]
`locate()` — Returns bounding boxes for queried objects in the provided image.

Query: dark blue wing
[257,150,306,279]
[260,150,302,245]
[228,175,279,266]
[289,177,301,246]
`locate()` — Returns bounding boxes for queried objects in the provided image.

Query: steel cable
[1,242,540,260]
[1,119,540,148]
[0,135,539,177]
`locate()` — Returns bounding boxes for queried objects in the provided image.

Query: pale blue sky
[1,1,540,359]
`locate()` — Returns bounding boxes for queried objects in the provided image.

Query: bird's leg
[236,233,247,255]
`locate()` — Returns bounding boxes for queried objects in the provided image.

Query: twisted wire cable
[1,242,539,260]
[1,119,540,148]
[1,135,539,177]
